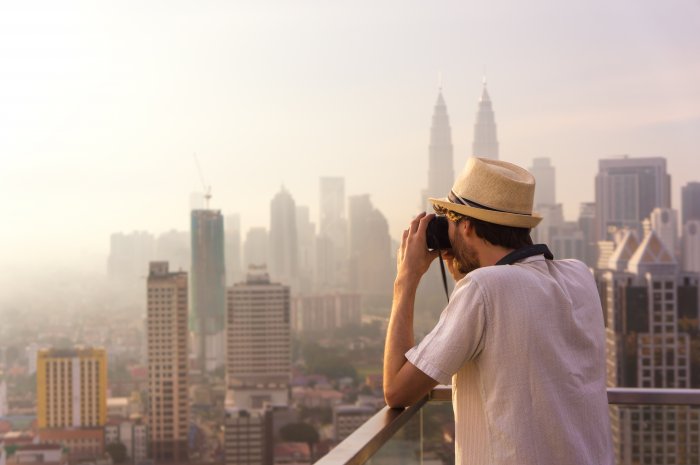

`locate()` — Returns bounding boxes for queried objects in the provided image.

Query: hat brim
[429,197,542,229]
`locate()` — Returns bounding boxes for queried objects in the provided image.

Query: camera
[426,216,451,250]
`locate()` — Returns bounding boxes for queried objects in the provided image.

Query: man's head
[430,157,540,271]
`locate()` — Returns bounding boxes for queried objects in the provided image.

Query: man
[383,157,613,465]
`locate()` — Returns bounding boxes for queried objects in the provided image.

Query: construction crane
[193,153,212,209]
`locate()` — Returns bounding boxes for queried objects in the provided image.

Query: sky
[1,0,699,280]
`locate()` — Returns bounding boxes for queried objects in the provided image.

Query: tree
[105,442,128,464]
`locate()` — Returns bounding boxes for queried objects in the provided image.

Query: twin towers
[423,81,499,205]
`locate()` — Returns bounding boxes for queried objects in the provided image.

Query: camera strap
[437,244,554,303]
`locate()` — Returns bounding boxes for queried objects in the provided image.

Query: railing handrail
[315,386,700,465]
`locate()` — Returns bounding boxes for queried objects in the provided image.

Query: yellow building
[36,347,107,429]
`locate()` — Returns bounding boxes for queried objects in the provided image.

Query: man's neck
[478,245,515,267]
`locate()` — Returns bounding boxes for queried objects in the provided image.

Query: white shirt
[406,255,614,465]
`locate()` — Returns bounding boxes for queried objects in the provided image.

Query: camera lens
[426,216,451,250]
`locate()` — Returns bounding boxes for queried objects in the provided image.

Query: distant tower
[147,262,189,463]
[649,207,679,259]
[682,182,700,226]
[244,227,268,270]
[190,209,226,372]
[269,187,299,288]
[225,214,243,285]
[529,158,556,207]
[227,266,291,409]
[471,79,499,160]
[425,87,454,203]
[348,195,392,296]
[318,177,348,290]
[595,156,671,241]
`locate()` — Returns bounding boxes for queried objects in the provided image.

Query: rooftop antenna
[193,152,212,209]
[438,71,443,91]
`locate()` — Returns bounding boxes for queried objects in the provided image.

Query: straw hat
[429,157,542,229]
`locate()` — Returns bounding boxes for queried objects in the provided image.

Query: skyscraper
[682,221,700,273]
[601,231,700,465]
[348,194,392,297]
[244,227,268,270]
[269,188,298,288]
[529,157,556,207]
[190,209,226,372]
[227,266,291,409]
[147,262,189,463]
[471,79,499,160]
[318,177,347,290]
[650,207,679,259]
[595,156,671,244]
[107,231,156,285]
[295,205,316,293]
[423,88,454,207]
[681,182,700,226]
[225,214,243,285]
[37,347,107,429]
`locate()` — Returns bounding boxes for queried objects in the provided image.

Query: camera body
[426,216,451,250]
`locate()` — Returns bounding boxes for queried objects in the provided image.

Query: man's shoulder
[466,257,593,287]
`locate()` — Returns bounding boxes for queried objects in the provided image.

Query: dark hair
[463,215,533,250]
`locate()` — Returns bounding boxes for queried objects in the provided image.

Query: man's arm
[383,213,439,408]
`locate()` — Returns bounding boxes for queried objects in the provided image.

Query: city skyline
[1,0,699,280]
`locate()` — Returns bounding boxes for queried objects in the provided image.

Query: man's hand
[384,212,440,408]
[396,212,439,286]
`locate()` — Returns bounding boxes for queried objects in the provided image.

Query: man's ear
[461,219,474,237]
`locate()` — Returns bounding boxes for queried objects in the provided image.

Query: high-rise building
[347,195,392,297]
[155,230,189,272]
[227,266,291,409]
[190,209,226,371]
[595,156,671,242]
[291,293,361,334]
[269,188,299,288]
[37,347,107,429]
[531,203,564,245]
[682,221,700,273]
[225,214,243,285]
[650,207,679,260]
[244,227,269,270]
[224,407,271,465]
[578,202,598,267]
[296,205,316,293]
[681,182,700,226]
[318,177,348,291]
[107,231,156,285]
[600,231,700,465]
[146,262,189,463]
[471,79,499,160]
[422,88,454,209]
[529,158,556,207]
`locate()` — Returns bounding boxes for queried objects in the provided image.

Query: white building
[650,207,679,260]
[682,220,700,273]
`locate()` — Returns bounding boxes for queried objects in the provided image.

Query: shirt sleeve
[405,276,487,385]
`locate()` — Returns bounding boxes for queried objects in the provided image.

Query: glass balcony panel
[316,388,700,465]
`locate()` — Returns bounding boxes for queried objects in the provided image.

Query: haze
[1,0,699,291]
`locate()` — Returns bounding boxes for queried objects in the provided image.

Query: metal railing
[315,386,700,465]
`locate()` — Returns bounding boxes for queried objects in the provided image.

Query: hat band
[448,190,532,216]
